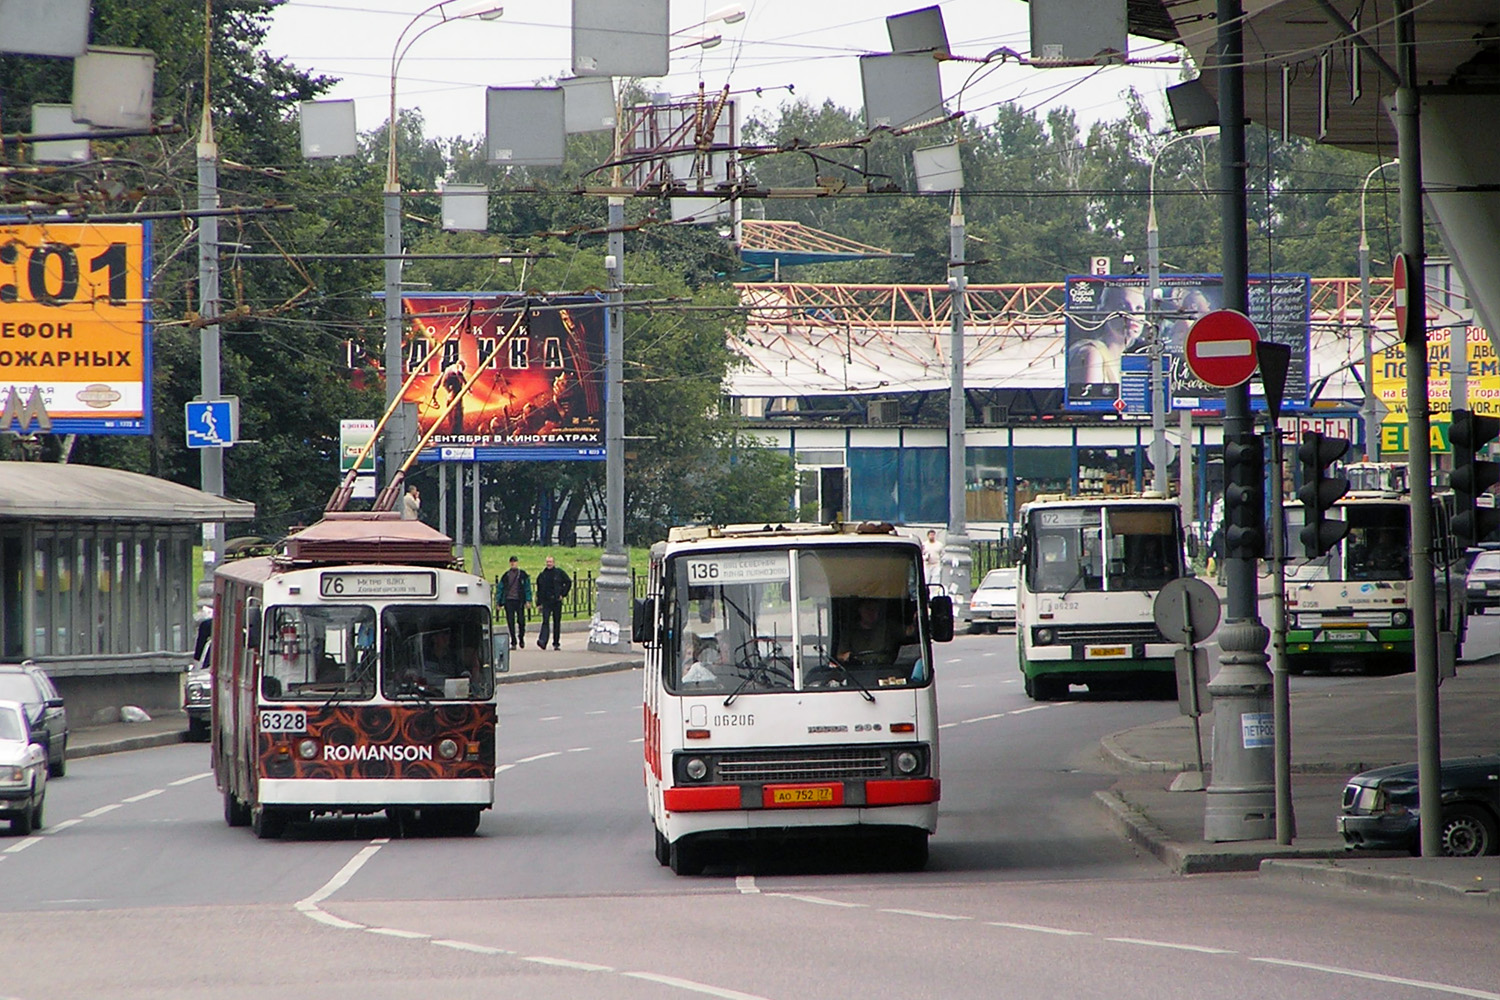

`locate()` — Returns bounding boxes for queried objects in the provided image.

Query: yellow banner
[1374,326,1500,454]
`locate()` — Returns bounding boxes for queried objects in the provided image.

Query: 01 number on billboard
[0,241,129,307]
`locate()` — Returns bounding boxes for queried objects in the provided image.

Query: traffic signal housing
[1450,408,1500,547]
[1297,431,1351,557]
[1222,431,1265,560]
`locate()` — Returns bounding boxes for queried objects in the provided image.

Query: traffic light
[1297,431,1351,557]
[1450,408,1500,547]
[1222,431,1265,560]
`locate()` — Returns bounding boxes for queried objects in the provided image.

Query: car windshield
[1473,551,1500,572]
[0,674,40,703]
[0,706,23,742]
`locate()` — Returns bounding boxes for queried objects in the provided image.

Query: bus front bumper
[258,777,493,809]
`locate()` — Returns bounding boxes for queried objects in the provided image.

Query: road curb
[1259,859,1500,909]
[1099,733,1196,774]
[69,729,187,760]
[494,659,642,685]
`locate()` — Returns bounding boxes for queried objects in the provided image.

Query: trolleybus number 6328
[259,710,307,733]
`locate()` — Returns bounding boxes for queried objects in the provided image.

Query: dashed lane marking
[880,908,971,921]
[80,804,122,818]
[433,940,513,956]
[3,837,41,854]
[1108,937,1235,955]
[986,921,1090,936]
[622,971,772,1000]
[169,772,213,786]
[1250,958,1500,999]
[122,789,164,803]
[524,956,614,972]
[368,927,430,939]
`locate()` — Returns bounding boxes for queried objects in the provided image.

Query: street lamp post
[1359,159,1398,461]
[383,1,502,485]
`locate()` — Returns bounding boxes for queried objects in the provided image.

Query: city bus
[1282,487,1466,673]
[633,521,954,875]
[1015,495,1186,700]
[210,512,503,839]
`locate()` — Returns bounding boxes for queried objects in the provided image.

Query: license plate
[1323,629,1365,641]
[1085,645,1128,659]
[765,784,840,807]
[259,710,307,733]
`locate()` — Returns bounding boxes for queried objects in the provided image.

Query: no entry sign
[1185,309,1261,388]
[1393,252,1409,332]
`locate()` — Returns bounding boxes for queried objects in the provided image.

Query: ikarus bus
[210,513,504,839]
[633,521,954,875]
[1016,495,1186,700]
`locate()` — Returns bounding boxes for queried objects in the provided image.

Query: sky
[262,0,1188,146]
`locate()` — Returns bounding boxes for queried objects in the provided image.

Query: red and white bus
[634,521,954,875]
[210,512,502,838]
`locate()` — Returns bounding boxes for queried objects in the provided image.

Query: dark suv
[1339,753,1500,857]
[0,663,68,777]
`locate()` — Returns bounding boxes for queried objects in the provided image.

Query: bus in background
[1282,485,1466,673]
[635,521,954,875]
[1015,495,1186,701]
[211,513,503,839]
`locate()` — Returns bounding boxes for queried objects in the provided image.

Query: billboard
[0,221,151,433]
[1373,324,1499,455]
[399,293,605,462]
[1063,273,1310,413]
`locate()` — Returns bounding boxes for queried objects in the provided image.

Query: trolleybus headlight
[684,757,708,781]
[437,739,460,760]
[894,750,920,775]
[1391,610,1410,627]
[297,739,319,760]
[1034,627,1054,646]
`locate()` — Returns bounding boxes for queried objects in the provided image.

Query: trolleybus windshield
[381,605,495,700]
[1027,505,1181,594]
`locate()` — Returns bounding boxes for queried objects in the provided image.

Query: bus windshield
[381,605,495,700]
[666,545,926,695]
[262,604,378,701]
[1026,505,1181,593]
[1345,506,1410,581]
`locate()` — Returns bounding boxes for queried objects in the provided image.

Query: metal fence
[494,569,649,620]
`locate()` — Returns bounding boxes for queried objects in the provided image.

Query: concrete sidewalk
[1096,656,1500,908]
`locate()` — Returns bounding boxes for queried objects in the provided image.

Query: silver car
[0,700,47,835]
[968,568,1018,634]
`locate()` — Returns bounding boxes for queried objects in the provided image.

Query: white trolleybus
[1282,470,1466,673]
[1016,495,1187,700]
[633,521,955,875]
[210,512,503,839]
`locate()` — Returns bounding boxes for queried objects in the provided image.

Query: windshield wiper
[828,661,876,702]
[723,671,757,707]
[1059,562,1089,600]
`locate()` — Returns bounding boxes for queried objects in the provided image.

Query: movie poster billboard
[399,293,605,461]
[1063,273,1311,413]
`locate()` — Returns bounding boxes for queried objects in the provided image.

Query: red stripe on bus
[663,785,742,811]
[864,778,940,805]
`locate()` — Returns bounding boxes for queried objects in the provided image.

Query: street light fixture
[382,1,503,484]
[1359,159,1399,461]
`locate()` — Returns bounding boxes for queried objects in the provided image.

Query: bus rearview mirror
[929,595,954,642]
[632,597,657,645]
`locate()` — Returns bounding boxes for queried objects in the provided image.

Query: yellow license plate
[769,786,837,806]
[1085,645,1128,659]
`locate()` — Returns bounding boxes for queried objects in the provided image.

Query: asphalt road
[5,633,1497,999]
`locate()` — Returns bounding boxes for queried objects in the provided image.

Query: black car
[1339,753,1500,857]
[0,663,68,777]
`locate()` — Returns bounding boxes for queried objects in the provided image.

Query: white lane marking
[585,710,608,715]
[302,909,364,930]
[736,875,759,894]
[169,772,213,786]
[539,716,562,721]
[81,804,122,818]
[433,940,513,955]
[3,837,41,854]
[566,747,591,753]
[986,921,1090,937]
[623,971,772,1000]
[965,713,1005,724]
[937,722,958,730]
[1108,937,1234,955]
[515,751,561,763]
[297,840,385,909]
[496,764,516,774]
[982,651,999,657]
[1008,705,1051,715]
[628,737,645,744]
[1001,678,1017,684]
[49,819,82,832]
[880,908,971,921]
[524,956,614,972]
[770,893,865,908]
[368,927,430,939]
[122,789,164,803]
[1251,958,1500,999]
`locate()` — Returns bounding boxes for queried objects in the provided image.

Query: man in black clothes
[534,555,572,650]
[499,556,531,650]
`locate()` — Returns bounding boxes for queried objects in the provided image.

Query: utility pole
[945,192,972,620]
[196,3,225,606]
[591,194,631,650]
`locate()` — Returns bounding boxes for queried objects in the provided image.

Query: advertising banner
[0,221,151,433]
[399,293,605,462]
[1373,324,1499,455]
[1063,273,1310,413]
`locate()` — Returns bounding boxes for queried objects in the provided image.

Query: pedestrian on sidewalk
[534,555,572,650]
[499,556,532,650]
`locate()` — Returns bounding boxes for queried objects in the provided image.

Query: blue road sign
[185,398,237,448]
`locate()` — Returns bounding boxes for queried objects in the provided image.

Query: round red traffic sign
[1393,252,1409,332]
[1185,309,1260,388]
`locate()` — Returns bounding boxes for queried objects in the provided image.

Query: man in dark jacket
[499,556,532,649]
[534,555,572,650]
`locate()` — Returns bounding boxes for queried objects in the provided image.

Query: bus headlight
[1391,610,1410,627]
[894,750,920,775]
[297,739,319,760]
[437,739,460,760]
[684,757,708,781]
[1034,627,1054,646]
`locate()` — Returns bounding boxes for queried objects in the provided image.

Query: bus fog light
[684,757,708,780]
[1035,627,1054,646]
[894,750,919,774]
[437,739,460,759]
[1391,610,1409,627]
[297,739,318,760]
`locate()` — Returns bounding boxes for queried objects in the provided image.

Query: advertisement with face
[399,294,605,461]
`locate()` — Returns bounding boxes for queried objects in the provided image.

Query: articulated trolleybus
[634,521,954,875]
[211,513,502,839]
[1016,495,1187,700]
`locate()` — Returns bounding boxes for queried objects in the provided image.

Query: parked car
[0,663,67,777]
[968,568,1018,633]
[1465,549,1500,614]
[184,641,211,742]
[0,700,47,834]
[1338,753,1500,857]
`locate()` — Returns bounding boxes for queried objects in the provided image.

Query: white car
[968,568,1018,633]
[0,700,47,835]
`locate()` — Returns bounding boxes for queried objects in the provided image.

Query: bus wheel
[433,808,481,836]
[1034,676,1067,701]
[223,790,250,827]
[669,836,705,876]
[1023,674,1036,699]
[888,829,929,871]
[654,828,671,866]
[251,805,288,840]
